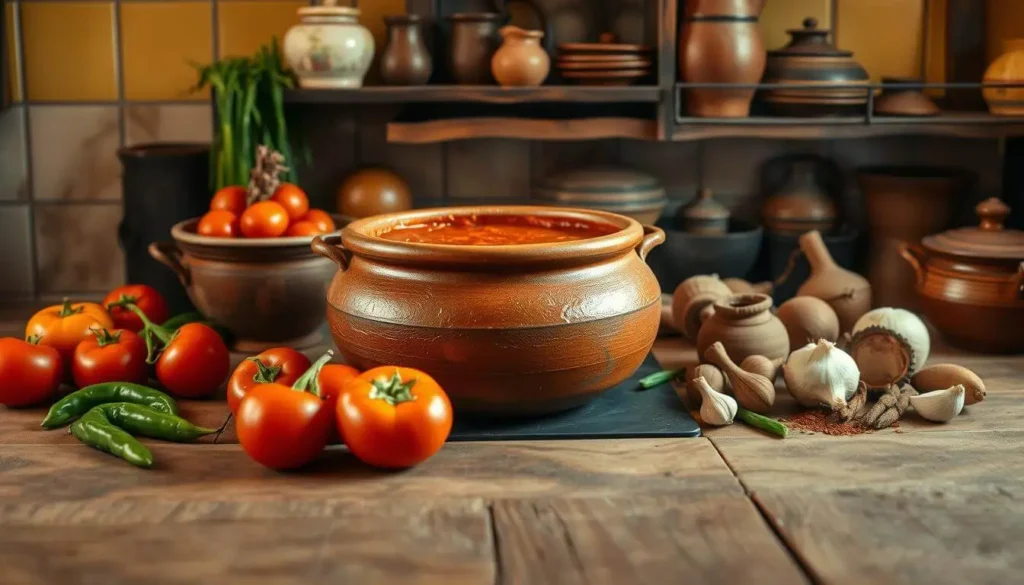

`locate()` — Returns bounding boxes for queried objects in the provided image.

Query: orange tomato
[301,209,336,233]
[336,366,452,469]
[210,186,248,216]
[240,201,290,238]
[25,300,114,366]
[285,221,321,237]
[270,183,310,221]
[198,210,240,238]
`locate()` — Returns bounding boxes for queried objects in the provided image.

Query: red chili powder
[781,410,870,436]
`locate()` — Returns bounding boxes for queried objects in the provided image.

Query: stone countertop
[1,303,1023,584]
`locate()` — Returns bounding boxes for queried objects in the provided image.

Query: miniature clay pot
[313,205,665,415]
[671,274,733,341]
[380,14,433,86]
[492,25,550,87]
[696,293,790,364]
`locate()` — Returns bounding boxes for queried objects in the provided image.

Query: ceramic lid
[537,166,664,196]
[923,198,1024,259]
[299,0,360,18]
[768,17,852,58]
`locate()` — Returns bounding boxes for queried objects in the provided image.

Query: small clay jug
[696,293,790,364]
[796,230,871,334]
[677,188,730,235]
[380,15,433,86]
[492,25,549,87]
[449,12,504,84]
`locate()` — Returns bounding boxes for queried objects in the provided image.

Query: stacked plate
[556,33,654,86]
[532,166,667,225]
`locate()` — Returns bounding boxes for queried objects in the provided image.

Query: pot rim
[170,214,352,251]
[341,205,645,266]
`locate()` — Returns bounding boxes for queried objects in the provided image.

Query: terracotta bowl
[150,215,351,352]
[646,219,764,294]
[312,205,665,416]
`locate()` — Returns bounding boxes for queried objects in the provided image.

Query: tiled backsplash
[0,0,1010,302]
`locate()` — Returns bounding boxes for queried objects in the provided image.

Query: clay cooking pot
[312,205,665,415]
[151,216,349,351]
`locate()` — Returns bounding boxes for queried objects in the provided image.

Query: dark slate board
[448,353,702,441]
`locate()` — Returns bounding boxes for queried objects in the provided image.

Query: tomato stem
[291,350,334,398]
[90,328,123,348]
[106,293,139,312]
[25,334,42,345]
[56,298,84,318]
[249,358,282,384]
[122,303,175,363]
[370,370,418,407]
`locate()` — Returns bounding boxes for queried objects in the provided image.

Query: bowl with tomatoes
[151,183,352,351]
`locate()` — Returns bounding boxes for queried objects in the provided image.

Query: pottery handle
[148,242,191,288]
[636,225,666,262]
[311,234,351,271]
[897,242,927,288]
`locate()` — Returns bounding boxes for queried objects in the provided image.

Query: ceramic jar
[900,198,1024,354]
[449,12,504,84]
[283,3,374,89]
[761,155,839,235]
[677,188,730,235]
[492,26,549,87]
[796,230,871,333]
[312,206,665,415]
[857,166,975,310]
[679,0,766,117]
[696,293,790,364]
[761,17,869,116]
[380,15,432,86]
[983,39,1024,116]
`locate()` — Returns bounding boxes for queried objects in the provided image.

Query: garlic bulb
[852,308,930,374]
[782,339,860,410]
[694,375,737,426]
[909,384,965,423]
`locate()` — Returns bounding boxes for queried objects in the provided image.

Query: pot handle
[636,225,666,262]
[898,242,927,288]
[148,242,191,287]
[311,234,350,271]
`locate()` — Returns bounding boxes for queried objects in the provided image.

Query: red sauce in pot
[377,214,620,246]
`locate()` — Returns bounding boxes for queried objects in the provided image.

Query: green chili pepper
[42,383,179,429]
[89,402,219,442]
[70,408,154,468]
[637,368,684,390]
[736,408,789,439]
[161,311,206,331]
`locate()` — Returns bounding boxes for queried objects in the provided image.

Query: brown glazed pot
[857,166,975,310]
[380,14,433,86]
[696,293,790,364]
[151,216,348,352]
[900,198,1024,354]
[311,205,665,415]
[449,12,504,84]
[679,0,766,117]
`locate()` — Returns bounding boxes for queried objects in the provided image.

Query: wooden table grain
[1,304,1022,585]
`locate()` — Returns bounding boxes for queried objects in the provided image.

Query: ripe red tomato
[103,284,170,333]
[227,348,311,414]
[198,210,240,238]
[318,363,360,406]
[72,328,149,387]
[0,337,63,407]
[236,352,335,470]
[285,221,321,237]
[155,323,230,398]
[337,366,452,469]
[240,201,290,238]
[270,183,310,221]
[210,186,248,216]
[301,209,336,233]
[26,300,114,369]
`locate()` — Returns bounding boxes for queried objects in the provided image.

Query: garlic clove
[685,364,727,408]
[740,355,784,381]
[694,375,737,427]
[909,384,966,423]
[705,342,775,414]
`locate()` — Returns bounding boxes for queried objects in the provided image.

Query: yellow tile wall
[986,0,1024,64]
[21,1,117,101]
[835,0,925,81]
[120,2,212,101]
[361,0,405,50]
[924,0,946,86]
[759,0,832,53]
[217,0,304,58]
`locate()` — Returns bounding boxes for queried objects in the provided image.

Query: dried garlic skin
[909,384,965,423]
[694,376,737,427]
[783,339,860,409]
[852,308,931,374]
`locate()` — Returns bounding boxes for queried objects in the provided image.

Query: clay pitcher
[796,230,871,334]
[380,15,433,86]
[679,0,766,117]
[696,293,790,364]
[491,25,550,87]
[449,12,504,84]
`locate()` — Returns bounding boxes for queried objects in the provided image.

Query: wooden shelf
[671,113,1024,141]
[387,116,658,143]
[285,85,662,105]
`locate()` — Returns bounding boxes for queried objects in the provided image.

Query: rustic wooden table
[1,307,1022,585]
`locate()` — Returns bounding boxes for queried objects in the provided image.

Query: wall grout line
[13,0,39,298]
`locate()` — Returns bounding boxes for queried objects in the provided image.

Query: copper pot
[312,206,665,415]
[150,216,349,352]
[900,198,1024,354]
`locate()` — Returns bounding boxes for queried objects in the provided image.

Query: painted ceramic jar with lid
[283,1,374,89]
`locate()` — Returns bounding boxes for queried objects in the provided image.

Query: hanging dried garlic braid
[247,145,291,205]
